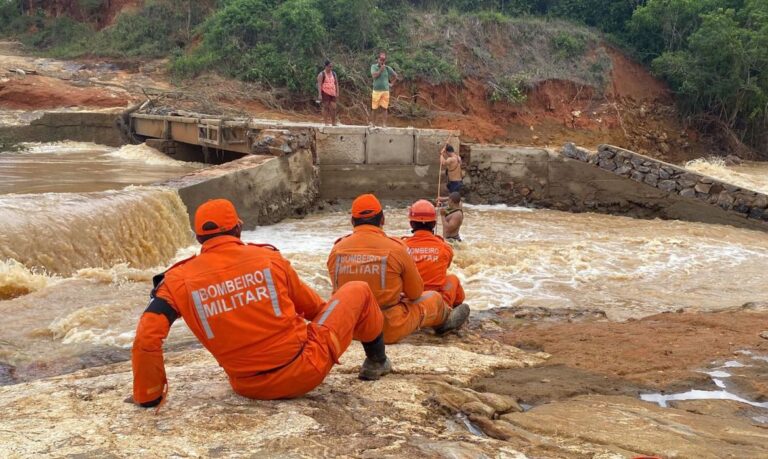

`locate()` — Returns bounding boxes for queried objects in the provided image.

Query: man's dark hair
[445,145,454,153]
[410,221,436,233]
[196,225,241,244]
[324,59,331,67]
[352,211,384,227]
[449,192,461,203]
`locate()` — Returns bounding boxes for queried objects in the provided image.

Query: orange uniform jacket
[327,225,423,308]
[402,230,453,290]
[132,236,325,405]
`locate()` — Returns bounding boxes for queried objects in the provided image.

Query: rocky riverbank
[2,306,767,458]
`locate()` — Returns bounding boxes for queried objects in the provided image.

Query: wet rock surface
[504,309,768,389]
[472,364,653,406]
[501,395,768,458]
[4,309,768,457]
[0,336,547,458]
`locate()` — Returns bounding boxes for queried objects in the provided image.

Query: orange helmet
[408,199,437,222]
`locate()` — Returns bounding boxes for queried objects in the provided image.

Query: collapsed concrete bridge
[3,110,767,232]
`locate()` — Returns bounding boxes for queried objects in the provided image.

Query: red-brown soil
[24,0,143,29]
[606,46,671,102]
[0,38,730,163]
[0,74,132,109]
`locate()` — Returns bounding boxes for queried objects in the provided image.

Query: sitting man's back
[402,199,468,312]
[132,199,390,407]
[327,194,466,344]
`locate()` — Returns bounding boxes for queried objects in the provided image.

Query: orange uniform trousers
[229,281,382,399]
[381,290,449,344]
[437,274,465,308]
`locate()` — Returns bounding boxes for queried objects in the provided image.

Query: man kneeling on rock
[131,199,389,407]
[402,199,468,312]
[327,194,469,348]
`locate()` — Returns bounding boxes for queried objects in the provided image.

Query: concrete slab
[315,126,367,165]
[160,151,318,228]
[470,145,549,169]
[366,127,415,165]
[0,111,124,147]
[320,164,438,200]
[415,129,460,165]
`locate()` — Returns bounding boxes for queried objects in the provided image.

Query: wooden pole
[436,134,454,205]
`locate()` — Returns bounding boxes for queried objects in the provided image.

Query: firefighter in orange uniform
[402,199,467,310]
[131,199,390,407]
[327,194,469,346]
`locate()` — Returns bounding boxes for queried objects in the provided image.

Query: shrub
[487,77,527,104]
[552,31,587,60]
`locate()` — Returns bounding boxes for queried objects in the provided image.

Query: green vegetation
[628,0,768,149]
[0,0,766,152]
[488,77,527,105]
[0,0,213,58]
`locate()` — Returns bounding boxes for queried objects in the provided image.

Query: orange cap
[351,194,383,218]
[194,199,242,236]
[408,199,437,222]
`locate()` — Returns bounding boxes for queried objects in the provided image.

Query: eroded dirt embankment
[0,41,727,164]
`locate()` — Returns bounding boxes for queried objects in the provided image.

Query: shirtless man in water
[440,192,463,242]
[440,145,463,194]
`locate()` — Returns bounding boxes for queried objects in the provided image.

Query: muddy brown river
[2,143,768,385]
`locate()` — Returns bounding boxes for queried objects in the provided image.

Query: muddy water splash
[244,206,768,320]
[0,259,53,300]
[0,187,194,276]
[685,157,768,195]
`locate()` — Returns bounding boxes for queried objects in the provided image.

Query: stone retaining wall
[564,143,768,224]
[464,143,768,232]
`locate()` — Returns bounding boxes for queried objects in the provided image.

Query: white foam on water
[723,360,747,368]
[685,157,768,195]
[105,143,206,168]
[74,263,156,285]
[463,203,534,212]
[48,304,131,347]
[216,206,768,317]
[0,259,57,300]
[17,141,110,154]
[240,213,348,255]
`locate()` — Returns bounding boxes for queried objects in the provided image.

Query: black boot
[434,303,470,335]
[359,333,391,380]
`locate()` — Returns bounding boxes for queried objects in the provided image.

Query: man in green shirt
[370,52,398,127]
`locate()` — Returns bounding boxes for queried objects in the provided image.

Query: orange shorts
[381,290,449,344]
[372,90,390,110]
[229,281,383,399]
